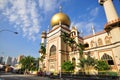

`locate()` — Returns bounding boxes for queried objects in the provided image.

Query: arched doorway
[101,53,114,65]
[72,57,76,66]
[49,45,56,72]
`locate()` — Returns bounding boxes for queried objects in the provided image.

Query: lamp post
[0,29,18,34]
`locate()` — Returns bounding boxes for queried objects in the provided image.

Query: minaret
[99,0,120,72]
[99,0,119,22]
[41,31,46,46]
[99,0,120,42]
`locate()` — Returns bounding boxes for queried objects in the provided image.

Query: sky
[0,0,120,58]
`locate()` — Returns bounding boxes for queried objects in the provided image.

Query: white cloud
[0,0,40,41]
[0,0,8,9]
[79,7,99,22]
[90,7,99,17]
[38,0,58,13]
[71,21,102,36]
[0,0,67,40]
[71,22,92,36]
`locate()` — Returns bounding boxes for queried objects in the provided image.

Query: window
[50,45,56,56]
[105,36,111,45]
[91,40,94,48]
[72,57,76,66]
[71,31,76,37]
[101,53,114,65]
[98,38,103,46]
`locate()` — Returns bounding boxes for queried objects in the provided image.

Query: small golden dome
[51,12,71,27]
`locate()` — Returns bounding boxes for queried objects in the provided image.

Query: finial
[91,24,95,35]
[80,29,84,37]
[59,21,62,25]
[47,25,50,33]
[59,6,62,12]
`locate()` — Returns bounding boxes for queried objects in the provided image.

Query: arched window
[71,31,76,37]
[101,53,114,65]
[105,36,111,45]
[50,45,56,56]
[98,38,103,46]
[73,31,76,36]
[91,40,94,48]
[72,57,76,66]
[84,42,89,49]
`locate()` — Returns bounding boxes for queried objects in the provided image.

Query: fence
[49,72,120,80]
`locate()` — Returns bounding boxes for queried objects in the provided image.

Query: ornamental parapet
[104,18,120,32]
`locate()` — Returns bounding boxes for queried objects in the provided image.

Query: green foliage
[78,55,97,73]
[78,58,86,68]
[40,43,46,55]
[85,55,97,66]
[107,71,118,76]
[61,61,75,72]
[19,56,39,71]
[98,71,118,76]
[95,60,110,71]
[77,43,84,57]
[61,32,76,50]
[39,44,46,62]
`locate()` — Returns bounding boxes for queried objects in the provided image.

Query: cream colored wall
[99,0,120,72]
[84,32,108,48]
[99,50,113,59]
[69,51,80,72]
[103,0,119,22]
[83,31,120,71]
[46,25,71,73]
[110,27,120,43]
[46,27,61,73]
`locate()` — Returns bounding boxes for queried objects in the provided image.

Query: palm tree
[61,32,70,43]
[78,57,86,74]
[61,32,94,74]
[19,56,35,74]
[78,55,97,75]
[68,38,76,51]
[61,32,76,51]
[39,43,46,70]
[77,43,84,57]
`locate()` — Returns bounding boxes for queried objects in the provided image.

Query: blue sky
[0,0,120,58]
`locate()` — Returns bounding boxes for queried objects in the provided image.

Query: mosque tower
[44,6,71,73]
[98,0,120,42]
[41,31,47,45]
[99,0,120,71]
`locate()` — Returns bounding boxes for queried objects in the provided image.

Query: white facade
[40,0,120,74]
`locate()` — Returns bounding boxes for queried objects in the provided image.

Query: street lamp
[0,29,18,34]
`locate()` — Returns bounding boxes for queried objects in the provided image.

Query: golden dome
[51,12,71,27]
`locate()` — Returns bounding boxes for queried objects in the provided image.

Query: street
[0,72,52,80]
[1,72,119,80]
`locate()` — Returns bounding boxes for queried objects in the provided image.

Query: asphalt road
[0,72,52,80]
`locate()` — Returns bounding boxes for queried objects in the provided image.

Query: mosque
[39,0,120,74]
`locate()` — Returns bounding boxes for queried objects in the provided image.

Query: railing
[48,72,120,80]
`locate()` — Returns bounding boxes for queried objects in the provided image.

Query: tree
[78,55,97,74]
[19,56,39,73]
[61,32,70,43]
[61,61,75,72]
[61,32,76,51]
[61,32,91,74]
[30,58,39,71]
[77,43,84,57]
[95,60,110,71]
[85,55,97,67]
[78,57,86,73]
[39,43,46,70]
